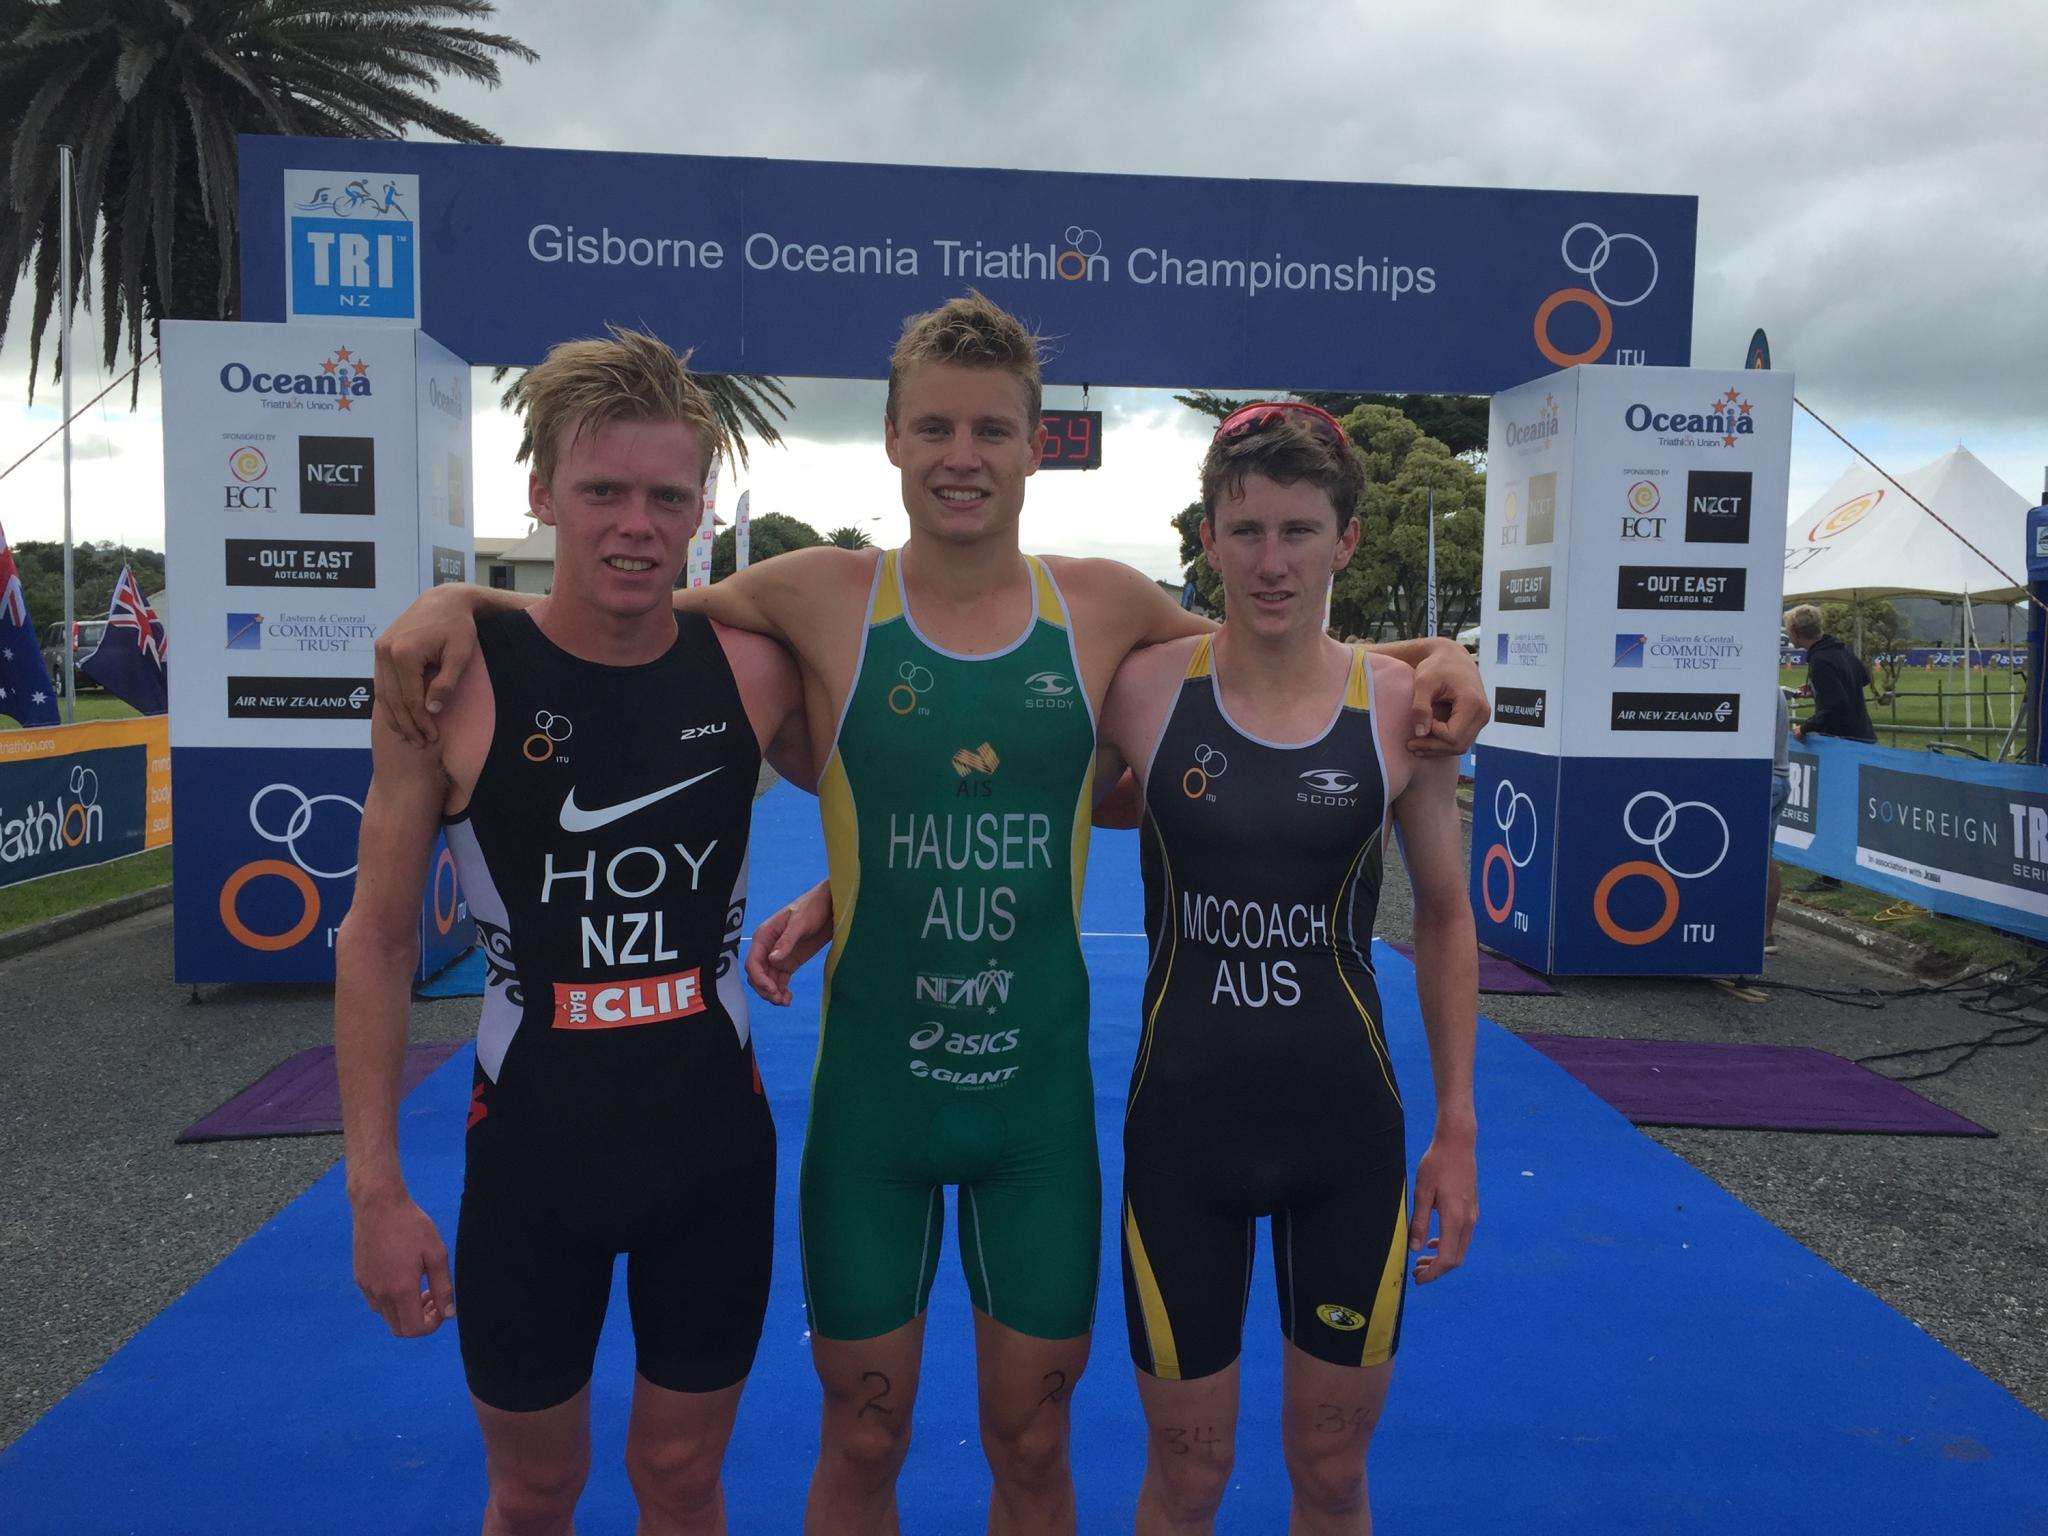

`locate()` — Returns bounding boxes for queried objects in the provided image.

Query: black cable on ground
[1853,1022,2048,1083]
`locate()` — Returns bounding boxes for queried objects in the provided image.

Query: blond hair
[1784,604,1823,641]
[510,325,725,491]
[1200,416,1364,527]
[886,290,1044,424]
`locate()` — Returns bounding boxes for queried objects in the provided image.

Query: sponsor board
[0,720,167,889]
[1855,763,2048,918]
[1495,632,1550,668]
[285,170,420,322]
[1468,746,1558,970]
[226,539,376,589]
[1684,469,1752,544]
[1612,632,1743,671]
[226,677,374,720]
[298,435,376,515]
[431,546,468,586]
[225,611,377,654]
[1499,566,1552,611]
[1495,687,1548,727]
[1526,472,1557,544]
[1609,691,1739,731]
[1616,566,1745,612]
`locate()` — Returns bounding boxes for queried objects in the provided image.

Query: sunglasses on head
[1212,400,1350,449]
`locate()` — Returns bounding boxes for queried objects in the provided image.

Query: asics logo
[558,767,723,834]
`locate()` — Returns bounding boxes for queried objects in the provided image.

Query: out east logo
[1809,489,1882,542]
[285,169,420,321]
[1533,222,1658,367]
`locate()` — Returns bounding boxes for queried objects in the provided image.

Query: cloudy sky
[3,0,2043,580]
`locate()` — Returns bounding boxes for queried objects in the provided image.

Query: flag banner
[734,489,752,571]
[0,716,171,889]
[80,565,169,716]
[0,519,60,726]
[688,459,720,587]
[1745,328,1771,370]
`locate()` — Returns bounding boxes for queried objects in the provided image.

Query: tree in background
[1173,389,1489,457]
[1,0,534,397]
[710,512,823,582]
[1819,595,1906,689]
[13,539,163,636]
[825,525,875,550]
[1169,405,1483,638]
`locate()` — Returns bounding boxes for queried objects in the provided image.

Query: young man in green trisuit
[374,293,1489,1536]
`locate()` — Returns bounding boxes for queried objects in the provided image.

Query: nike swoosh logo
[558,767,723,834]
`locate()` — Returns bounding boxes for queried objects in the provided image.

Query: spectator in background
[1766,685,1791,954]
[1786,604,1879,745]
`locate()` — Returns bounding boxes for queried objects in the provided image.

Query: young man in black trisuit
[1091,402,1479,1533]
[336,328,810,1536]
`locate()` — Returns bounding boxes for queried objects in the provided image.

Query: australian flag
[0,520,60,726]
[81,564,168,716]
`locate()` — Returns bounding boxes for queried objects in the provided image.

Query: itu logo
[1534,222,1659,367]
[284,169,420,322]
[1479,779,1538,926]
[1058,225,1106,282]
[888,660,935,717]
[1182,743,1227,800]
[523,710,573,763]
[1594,791,1729,946]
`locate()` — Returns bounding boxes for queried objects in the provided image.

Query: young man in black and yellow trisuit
[374,294,1489,1535]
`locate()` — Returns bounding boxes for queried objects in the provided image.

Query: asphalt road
[3,862,2044,1451]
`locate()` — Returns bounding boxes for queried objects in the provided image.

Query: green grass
[0,845,171,936]
[1775,861,2042,973]
[1783,664,2023,757]
[0,693,143,729]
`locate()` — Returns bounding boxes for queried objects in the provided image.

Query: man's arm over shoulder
[1368,634,1489,758]
[1044,555,1214,655]
[714,621,815,790]
[1100,632,1201,790]
[681,545,876,652]
[374,581,534,746]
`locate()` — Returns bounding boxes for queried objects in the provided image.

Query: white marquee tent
[1783,446,2030,604]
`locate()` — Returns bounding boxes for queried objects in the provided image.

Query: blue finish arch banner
[238,136,1696,388]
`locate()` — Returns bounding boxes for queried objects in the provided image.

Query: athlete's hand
[1409,1134,1478,1283]
[1408,640,1488,758]
[351,1188,456,1337]
[373,585,481,747]
[747,880,833,1005]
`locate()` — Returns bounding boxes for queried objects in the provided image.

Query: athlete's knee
[486,1447,591,1535]
[1283,1432,1370,1519]
[1145,1428,1234,1522]
[983,1412,1070,1490]
[624,1430,724,1520]
[820,1404,914,1489]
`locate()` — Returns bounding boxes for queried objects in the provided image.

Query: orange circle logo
[432,847,460,935]
[1481,843,1514,923]
[219,860,320,952]
[1593,860,1679,946]
[1533,287,1613,368]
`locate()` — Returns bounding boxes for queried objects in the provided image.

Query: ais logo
[284,170,420,322]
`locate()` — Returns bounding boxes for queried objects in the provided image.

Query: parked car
[41,618,108,686]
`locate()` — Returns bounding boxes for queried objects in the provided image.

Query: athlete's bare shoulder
[1102,633,1203,779]
[1365,650,1420,800]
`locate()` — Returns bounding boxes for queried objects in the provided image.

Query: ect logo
[226,445,275,510]
[1594,791,1729,947]
[1622,479,1665,540]
[284,170,420,321]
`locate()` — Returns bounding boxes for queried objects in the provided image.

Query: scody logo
[220,347,372,412]
[1504,393,1560,449]
[1624,386,1755,448]
[1024,670,1076,707]
[1298,768,1359,805]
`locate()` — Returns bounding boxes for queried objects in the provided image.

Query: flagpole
[59,144,75,723]
[1426,487,1438,637]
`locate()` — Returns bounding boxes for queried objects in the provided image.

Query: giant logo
[285,170,419,321]
[1594,791,1728,946]
[1533,222,1659,367]
[1479,779,1538,924]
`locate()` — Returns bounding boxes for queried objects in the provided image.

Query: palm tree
[825,524,875,550]
[0,1,527,393]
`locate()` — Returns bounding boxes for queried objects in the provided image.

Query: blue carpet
[4,783,2045,1532]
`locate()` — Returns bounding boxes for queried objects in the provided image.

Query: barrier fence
[1,716,171,890]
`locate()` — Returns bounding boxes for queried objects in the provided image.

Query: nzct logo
[220,347,372,413]
[285,170,420,322]
[1024,670,1076,708]
[1625,386,1755,449]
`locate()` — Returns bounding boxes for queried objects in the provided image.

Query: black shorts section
[1122,1119,1407,1381]
[456,1056,775,1413]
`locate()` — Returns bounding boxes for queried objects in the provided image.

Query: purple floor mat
[177,1042,465,1143]
[1389,941,1557,995]
[1519,1034,1993,1136]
